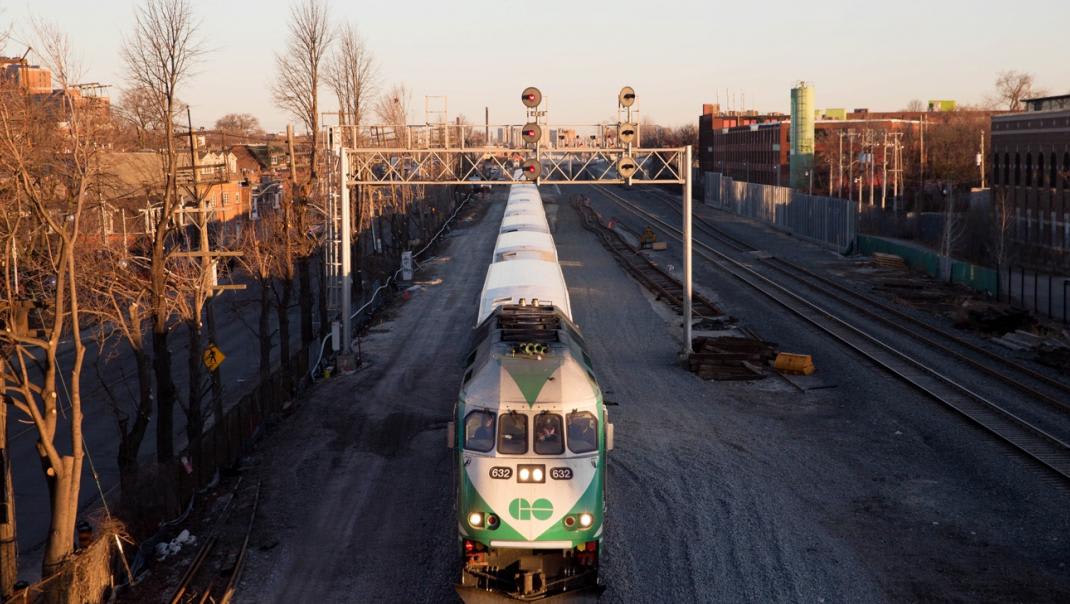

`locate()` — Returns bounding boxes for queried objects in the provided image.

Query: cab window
[566,411,598,454]
[498,413,528,454]
[534,413,564,455]
[463,410,495,453]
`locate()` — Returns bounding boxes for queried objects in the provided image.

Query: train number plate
[489,467,513,479]
[550,467,573,480]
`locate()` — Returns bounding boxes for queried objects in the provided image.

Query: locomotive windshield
[498,412,528,454]
[534,413,564,455]
[567,411,598,453]
[464,410,496,452]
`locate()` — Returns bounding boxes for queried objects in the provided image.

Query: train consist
[451,182,612,601]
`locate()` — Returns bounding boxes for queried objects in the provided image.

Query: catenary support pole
[682,145,694,357]
[340,148,352,354]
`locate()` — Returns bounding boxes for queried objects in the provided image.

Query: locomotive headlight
[532,467,544,482]
[468,512,484,528]
[579,513,593,528]
[519,468,531,481]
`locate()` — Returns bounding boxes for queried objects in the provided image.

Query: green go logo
[509,498,553,521]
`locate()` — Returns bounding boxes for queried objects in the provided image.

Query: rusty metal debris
[687,336,777,381]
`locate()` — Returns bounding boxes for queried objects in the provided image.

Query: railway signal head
[521,123,542,145]
[617,156,637,179]
[618,86,636,108]
[618,122,637,144]
[521,87,542,108]
[521,159,541,181]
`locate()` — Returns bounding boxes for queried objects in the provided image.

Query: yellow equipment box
[774,352,815,375]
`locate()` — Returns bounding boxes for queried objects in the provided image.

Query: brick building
[698,104,790,186]
[990,94,1070,270]
[1,59,51,94]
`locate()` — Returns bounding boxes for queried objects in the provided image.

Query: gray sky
[6,0,1068,133]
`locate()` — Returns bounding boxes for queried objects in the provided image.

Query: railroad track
[592,184,1070,481]
[640,187,1070,417]
[170,479,262,604]
[573,196,722,319]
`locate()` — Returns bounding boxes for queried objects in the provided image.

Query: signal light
[521,159,541,181]
[521,122,542,145]
[521,86,542,108]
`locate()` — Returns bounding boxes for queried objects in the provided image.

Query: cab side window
[463,410,496,453]
[498,413,528,454]
[566,411,598,454]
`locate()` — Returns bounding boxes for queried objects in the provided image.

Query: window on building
[1003,155,1010,185]
[1014,153,1021,186]
[992,153,1000,185]
[1064,152,1070,188]
[222,192,229,206]
[1025,153,1032,186]
[1038,154,1045,187]
[1051,153,1057,189]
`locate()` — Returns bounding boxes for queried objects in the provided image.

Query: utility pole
[838,130,844,196]
[882,130,889,209]
[980,129,986,188]
[848,130,855,202]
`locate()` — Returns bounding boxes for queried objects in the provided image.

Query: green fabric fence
[857,235,997,296]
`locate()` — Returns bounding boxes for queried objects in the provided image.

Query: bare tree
[993,70,1047,111]
[904,99,925,112]
[115,85,170,149]
[272,0,333,347]
[0,23,106,585]
[214,112,263,141]
[325,22,378,137]
[121,0,203,464]
[991,189,1013,269]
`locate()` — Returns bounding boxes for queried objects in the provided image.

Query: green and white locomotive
[450,184,612,601]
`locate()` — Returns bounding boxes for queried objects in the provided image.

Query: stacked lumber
[871,252,907,270]
[688,336,777,381]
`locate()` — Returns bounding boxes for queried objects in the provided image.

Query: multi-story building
[1,59,52,94]
[990,94,1070,269]
[698,104,790,186]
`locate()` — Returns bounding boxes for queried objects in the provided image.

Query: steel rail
[593,185,1070,481]
[169,479,262,604]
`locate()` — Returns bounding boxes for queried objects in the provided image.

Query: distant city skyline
[4,0,1068,134]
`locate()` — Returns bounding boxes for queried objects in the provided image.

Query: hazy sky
[5,0,1068,133]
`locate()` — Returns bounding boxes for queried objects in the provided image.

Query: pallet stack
[687,336,777,380]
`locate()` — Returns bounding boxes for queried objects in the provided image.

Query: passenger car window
[498,413,528,454]
[566,411,598,454]
[534,413,564,455]
[464,410,495,453]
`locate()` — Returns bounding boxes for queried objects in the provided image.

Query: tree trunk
[185,319,203,451]
[298,255,314,345]
[41,456,75,581]
[118,345,153,502]
[0,361,17,599]
[277,278,292,373]
[153,321,177,463]
[259,279,272,385]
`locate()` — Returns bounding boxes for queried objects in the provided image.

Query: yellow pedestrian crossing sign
[203,343,225,372]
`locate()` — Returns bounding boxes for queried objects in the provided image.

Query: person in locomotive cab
[532,413,560,449]
[567,413,597,453]
[474,413,495,442]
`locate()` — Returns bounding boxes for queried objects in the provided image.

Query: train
[451,181,613,601]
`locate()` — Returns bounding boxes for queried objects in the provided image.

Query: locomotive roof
[461,305,599,409]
